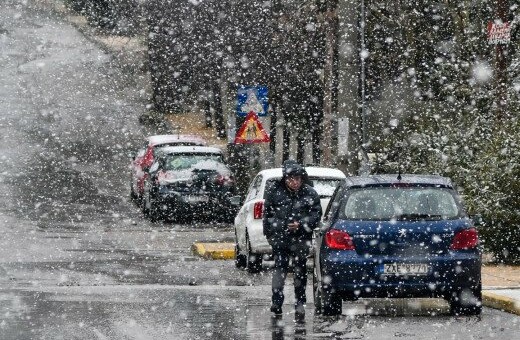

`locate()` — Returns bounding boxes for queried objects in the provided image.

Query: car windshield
[163,153,224,171]
[339,186,461,221]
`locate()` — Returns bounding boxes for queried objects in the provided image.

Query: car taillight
[253,201,264,219]
[215,174,234,186]
[450,228,478,250]
[325,229,355,250]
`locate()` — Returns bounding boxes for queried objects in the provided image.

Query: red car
[130,134,207,201]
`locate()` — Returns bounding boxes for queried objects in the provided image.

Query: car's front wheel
[448,283,482,316]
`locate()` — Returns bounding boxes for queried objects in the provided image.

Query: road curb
[191,243,235,260]
[482,291,520,316]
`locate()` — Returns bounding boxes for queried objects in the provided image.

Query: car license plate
[382,263,429,275]
[185,195,209,203]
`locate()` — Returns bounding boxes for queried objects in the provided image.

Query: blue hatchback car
[313,174,482,316]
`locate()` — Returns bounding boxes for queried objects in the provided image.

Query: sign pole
[496,0,509,120]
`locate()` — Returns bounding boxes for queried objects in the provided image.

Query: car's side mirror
[149,162,160,174]
[318,220,328,233]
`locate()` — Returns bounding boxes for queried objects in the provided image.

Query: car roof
[343,174,453,188]
[156,145,223,155]
[147,134,207,146]
[257,167,346,180]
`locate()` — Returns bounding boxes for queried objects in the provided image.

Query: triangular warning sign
[234,111,270,144]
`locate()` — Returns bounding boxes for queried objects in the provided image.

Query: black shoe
[295,304,305,320]
[271,305,283,315]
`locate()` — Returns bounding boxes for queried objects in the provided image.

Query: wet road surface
[0,1,519,339]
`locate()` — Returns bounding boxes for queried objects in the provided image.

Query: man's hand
[287,221,300,232]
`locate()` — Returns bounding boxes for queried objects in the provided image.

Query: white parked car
[234,166,346,273]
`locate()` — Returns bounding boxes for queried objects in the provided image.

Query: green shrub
[468,116,520,263]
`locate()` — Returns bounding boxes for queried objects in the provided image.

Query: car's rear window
[158,142,204,147]
[339,186,462,221]
[163,153,224,171]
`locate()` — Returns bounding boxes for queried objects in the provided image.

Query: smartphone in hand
[287,221,299,232]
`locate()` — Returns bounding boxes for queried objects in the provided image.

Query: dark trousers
[271,241,309,308]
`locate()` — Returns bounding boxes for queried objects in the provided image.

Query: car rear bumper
[155,192,239,214]
[246,220,272,254]
[321,250,481,298]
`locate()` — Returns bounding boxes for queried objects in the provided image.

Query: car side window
[323,185,344,221]
[245,175,262,202]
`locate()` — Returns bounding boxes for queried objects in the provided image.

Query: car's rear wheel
[234,233,247,269]
[313,266,342,316]
[315,283,342,317]
[149,200,163,222]
[245,234,262,274]
[165,209,179,223]
[322,287,342,316]
[142,182,162,222]
[141,191,149,216]
[448,283,482,316]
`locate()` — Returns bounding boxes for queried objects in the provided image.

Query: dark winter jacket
[262,160,322,247]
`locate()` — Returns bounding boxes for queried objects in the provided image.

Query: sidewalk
[482,263,520,315]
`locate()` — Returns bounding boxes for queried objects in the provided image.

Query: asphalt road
[0,1,519,339]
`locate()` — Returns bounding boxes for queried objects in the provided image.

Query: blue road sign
[236,85,269,117]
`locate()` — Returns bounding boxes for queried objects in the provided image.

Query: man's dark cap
[282,159,306,178]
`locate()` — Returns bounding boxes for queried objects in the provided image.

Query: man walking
[263,160,322,319]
